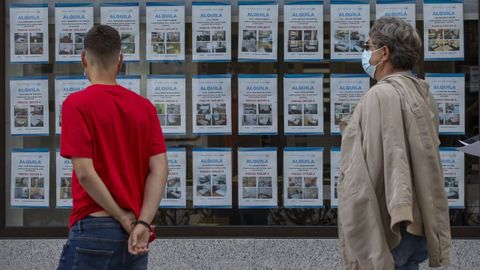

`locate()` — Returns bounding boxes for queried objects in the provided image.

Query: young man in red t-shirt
[57,25,168,270]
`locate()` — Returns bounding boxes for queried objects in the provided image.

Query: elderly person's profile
[337,17,451,270]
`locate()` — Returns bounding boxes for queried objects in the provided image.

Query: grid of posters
[284,147,323,208]
[192,75,232,135]
[423,0,464,61]
[330,147,341,208]
[284,74,324,135]
[100,3,140,62]
[55,76,89,134]
[238,74,278,135]
[330,74,369,134]
[375,0,415,27]
[147,75,186,135]
[238,148,278,208]
[192,148,232,208]
[284,1,323,62]
[161,148,187,208]
[11,149,50,208]
[192,1,232,62]
[10,76,49,136]
[238,1,278,62]
[440,148,465,208]
[330,0,370,61]
[56,151,73,208]
[146,2,185,62]
[55,3,94,63]
[425,73,465,134]
[10,3,49,63]
[117,75,141,95]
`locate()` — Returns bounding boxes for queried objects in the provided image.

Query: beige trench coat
[338,72,451,270]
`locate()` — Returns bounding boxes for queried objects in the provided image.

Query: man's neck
[88,72,118,86]
[376,64,407,81]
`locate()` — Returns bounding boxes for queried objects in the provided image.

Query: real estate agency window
[1,0,479,237]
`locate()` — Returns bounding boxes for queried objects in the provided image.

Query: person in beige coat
[338,17,451,270]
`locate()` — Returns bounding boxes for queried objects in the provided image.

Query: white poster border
[10,3,49,63]
[192,1,232,62]
[192,74,232,135]
[238,74,278,135]
[283,73,324,135]
[238,1,279,62]
[147,75,187,136]
[11,148,50,208]
[283,147,324,208]
[55,3,94,63]
[238,147,278,208]
[161,147,187,208]
[192,148,232,208]
[10,76,49,136]
[146,2,185,62]
[283,0,324,62]
[329,0,370,62]
[440,147,465,209]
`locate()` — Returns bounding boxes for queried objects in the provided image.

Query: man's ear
[81,51,88,69]
[117,53,124,74]
[381,46,390,62]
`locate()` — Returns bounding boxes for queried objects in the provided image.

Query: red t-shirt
[60,84,166,229]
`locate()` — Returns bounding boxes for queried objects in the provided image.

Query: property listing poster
[330,147,341,207]
[192,75,232,135]
[238,148,278,208]
[284,1,323,62]
[161,148,187,208]
[117,75,141,95]
[330,0,370,61]
[55,76,89,134]
[10,76,49,136]
[192,1,232,62]
[101,3,140,62]
[375,0,415,27]
[146,2,185,62]
[238,1,278,62]
[192,148,232,208]
[147,75,186,135]
[56,151,73,208]
[284,74,324,135]
[238,74,278,135]
[11,149,50,208]
[330,74,369,134]
[425,73,465,134]
[423,0,464,61]
[284,148,323,208]
[440,148,465,208]
[10,3,49,63]
[55,3,94,62]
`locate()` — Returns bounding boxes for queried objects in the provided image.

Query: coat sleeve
[370,87,414,230]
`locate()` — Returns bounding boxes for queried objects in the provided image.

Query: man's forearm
[138,170,168,224]
[77,170,126,221]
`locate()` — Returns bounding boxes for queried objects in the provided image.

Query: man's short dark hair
[83,25,121,68]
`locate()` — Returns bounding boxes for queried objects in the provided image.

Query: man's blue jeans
[391,226,428,270]
[57,216,148,270]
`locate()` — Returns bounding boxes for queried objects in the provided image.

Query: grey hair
[369,16,422,70]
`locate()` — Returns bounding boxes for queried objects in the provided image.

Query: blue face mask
[362,47,384,79]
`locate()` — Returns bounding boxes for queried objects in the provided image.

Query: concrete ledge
[0,239,479,269]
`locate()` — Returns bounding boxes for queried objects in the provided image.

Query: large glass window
[2,0,479,237]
